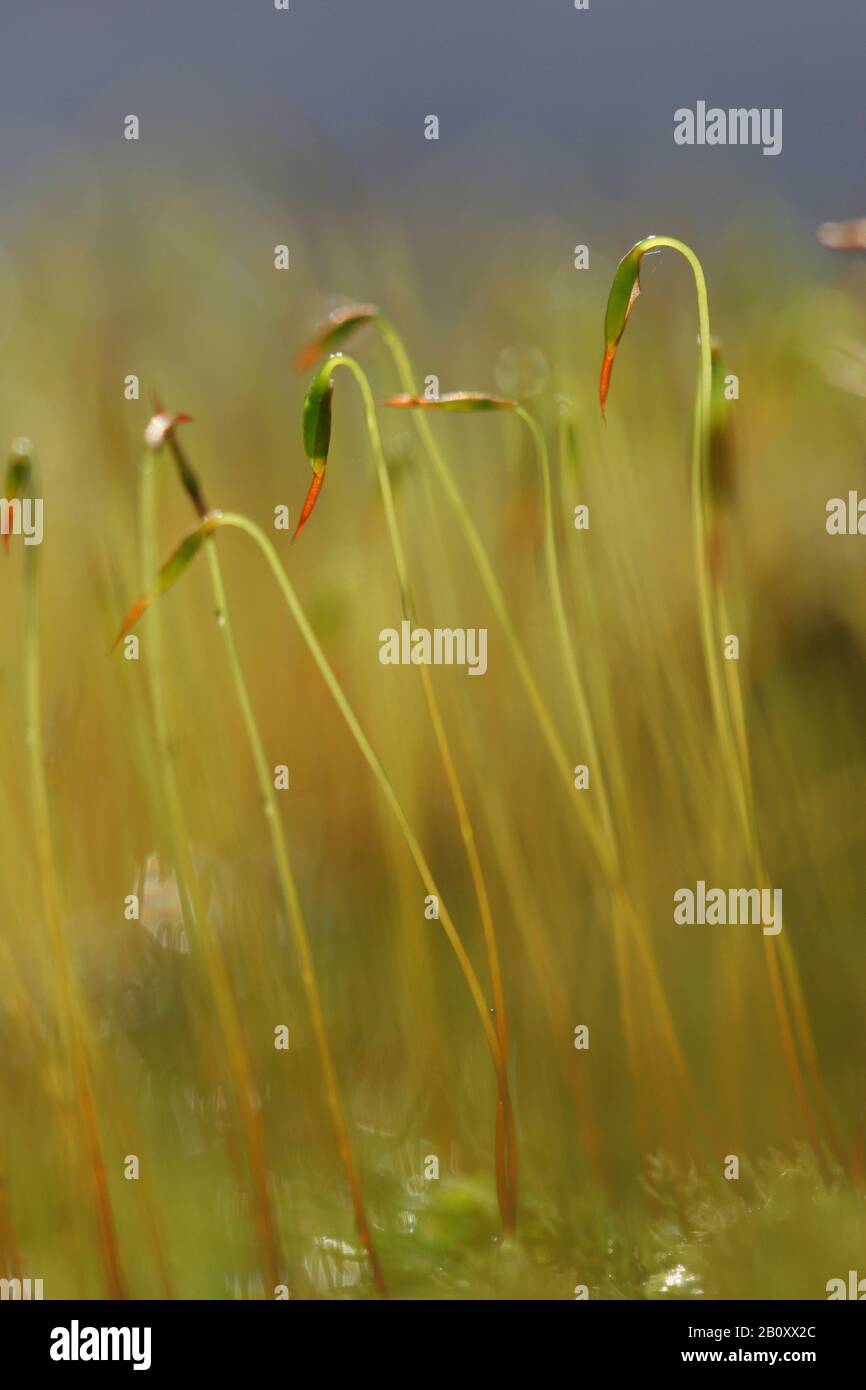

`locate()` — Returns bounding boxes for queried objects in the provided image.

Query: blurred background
[0,0,865,1300]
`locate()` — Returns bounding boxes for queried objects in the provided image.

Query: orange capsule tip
[291,468,326,543]
[111,593,153,653]
[294,343,319,373]
[599,346,617,417]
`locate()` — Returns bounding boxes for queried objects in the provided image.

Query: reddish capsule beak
[599,347,617,419]
[292,467,325,543]
[112,593,153,652]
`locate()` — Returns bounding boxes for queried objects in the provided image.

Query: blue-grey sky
[0,1,863,241]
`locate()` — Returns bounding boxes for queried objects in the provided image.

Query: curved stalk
[203,513,503,1078]
[375,319,616,876]
[204,540,388,1294]
[371,317,712,1151]
[609,238,826,1154]
[139,450,283,1291]
[308,353,517,1229]
[517,403,710,1140]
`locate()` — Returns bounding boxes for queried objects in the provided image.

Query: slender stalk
[24,524,127,1298]
[418,438,605,1176]
[556,402,636,852]
[650,239,824,1153]
[379,319,616,878]
[138,450,282,1291]
[372,317,712,1150]
[203,540,387,1294]
[515,404,617,854]
[713,581,823,1096]
[201,513,503,1076]
[516,403,673,1136]
[312,353,517,1229]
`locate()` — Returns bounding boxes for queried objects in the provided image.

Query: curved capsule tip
[292,466,326,543]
